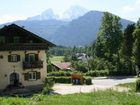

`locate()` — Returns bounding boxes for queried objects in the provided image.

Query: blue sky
[0,0,140,24]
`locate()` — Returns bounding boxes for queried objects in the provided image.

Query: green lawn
[117,82,136,92]
[50,56,64,64]
[1,90,140,105]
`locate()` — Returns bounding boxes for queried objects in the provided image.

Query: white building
[0,24,55,92]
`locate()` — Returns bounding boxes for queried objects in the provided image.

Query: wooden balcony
[23,61,43,69]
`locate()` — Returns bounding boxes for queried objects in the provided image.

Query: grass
[117,82,136,92]
[50,56,64,64]
[1,90,140,105]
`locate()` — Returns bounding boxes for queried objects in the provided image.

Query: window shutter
[17,55,20,61]
[35,54,38,61]
[36,72,40,80]
[24,73,29,81]
[8,55,11,62]
[25,54,28,62]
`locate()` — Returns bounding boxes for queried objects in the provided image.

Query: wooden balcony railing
[23,61,43,69]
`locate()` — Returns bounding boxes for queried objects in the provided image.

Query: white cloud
[135,0,140,5]
[121,0,140,22]
[0,15,26,24]
[122,6,134,13]
[121,0,140,14]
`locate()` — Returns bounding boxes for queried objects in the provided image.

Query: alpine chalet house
[0,24,55,92]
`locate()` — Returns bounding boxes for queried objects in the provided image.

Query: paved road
[53,77,137,94]
[92,76,137,88]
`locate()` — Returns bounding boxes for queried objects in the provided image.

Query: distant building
[0,24,55,91]
[76,53,89,61]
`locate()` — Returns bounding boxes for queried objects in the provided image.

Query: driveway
[92,76,136,88]
[53,76,137,95]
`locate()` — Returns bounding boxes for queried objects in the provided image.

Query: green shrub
[48,71,72,77]
[99,70,109,76]
[43,77,55,95]
[136,78,140,92]
[85,71,97,77]
[85,77,92,85]
[45,77,55,87]
[54,77,72,83]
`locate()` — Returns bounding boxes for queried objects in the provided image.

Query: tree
[121,24,135,74]
[133,19,140,71]
[94,12,122,61]
[122,24,135,57]
[112,16,122,52]
[63,53,70,62]
[94,37,106,58]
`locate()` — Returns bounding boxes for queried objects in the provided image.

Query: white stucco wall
[0,50,47,90]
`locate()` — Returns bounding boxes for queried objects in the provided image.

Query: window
[8,54,20,62]
[13,36,20,43]
[25,54,38,62]
[11,55,18,62]
[0,36,5,44]
[24,72,40,81]
[28,54,35,62]
[28,72,36,80]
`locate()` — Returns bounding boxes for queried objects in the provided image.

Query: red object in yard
[71,73,84,85]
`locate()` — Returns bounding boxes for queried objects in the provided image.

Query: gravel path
[53,77,137,94]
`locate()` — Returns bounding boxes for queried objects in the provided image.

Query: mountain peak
[27,8,58,21]
[61,5,88,21]
[26,6,89,21]
[41,8,54,16]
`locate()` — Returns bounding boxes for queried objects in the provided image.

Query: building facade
[0,24,55,91]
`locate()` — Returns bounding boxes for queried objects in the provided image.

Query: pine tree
[94,12,122,61]
[133,19,140,71]
[121,24,135,74]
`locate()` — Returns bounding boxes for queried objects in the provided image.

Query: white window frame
[28,72,36,80]
[11,55,18,62]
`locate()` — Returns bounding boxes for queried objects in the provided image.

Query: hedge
[85,77,92,85]
[46,76,93,85]
[48,71,72,77]
[55,77,72,83]
[46,77,72,84]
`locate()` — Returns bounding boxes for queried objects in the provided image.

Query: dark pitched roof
[0,24,56,47]
[0,24,56,51]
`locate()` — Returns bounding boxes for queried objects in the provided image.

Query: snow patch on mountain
[61,5,89,21]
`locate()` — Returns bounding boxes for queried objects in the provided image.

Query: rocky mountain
[0,6,134,47]
[51,11,103,46]
[10,20,68,40]
[50,11,134,46]
[26,6,88,21]
[61,5,88,21]
[27,9,58,21]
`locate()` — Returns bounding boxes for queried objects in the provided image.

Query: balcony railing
[23,61,43,69]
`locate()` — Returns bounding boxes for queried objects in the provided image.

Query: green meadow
[1,90,140,105]
[50,56,64,64]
